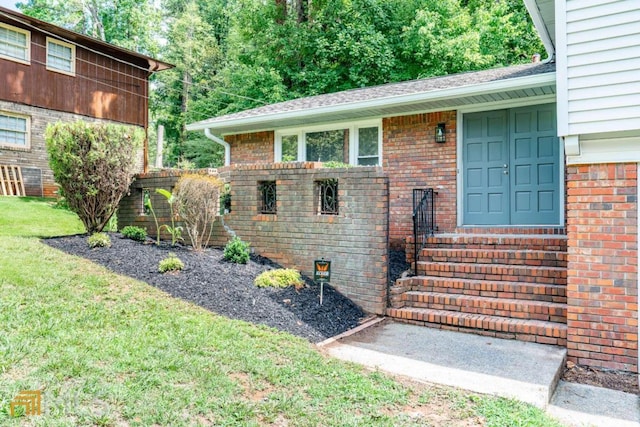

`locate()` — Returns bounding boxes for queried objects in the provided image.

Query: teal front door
[463,104,560,226]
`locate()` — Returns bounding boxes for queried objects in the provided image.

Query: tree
[45,121,144,233]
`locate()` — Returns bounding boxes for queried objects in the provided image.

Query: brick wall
[566,163,638,372]
[383,111,457,248]
[119,163,390,314]
[0,100,144,197]
[226,131,274,164]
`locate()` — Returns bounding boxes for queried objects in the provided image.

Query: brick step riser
[386,308,567,346]
[401,294,567,323]
[423,254,567,268]
[416,264,567,285]
[407,283,567,303]
[423,242,567,252]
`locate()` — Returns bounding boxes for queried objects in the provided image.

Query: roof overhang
[187,72,556,135]
[523,0,556,61]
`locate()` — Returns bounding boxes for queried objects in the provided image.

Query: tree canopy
[18,0,544,168]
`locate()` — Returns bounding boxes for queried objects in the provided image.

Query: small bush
[322,161,352,168]
[87,232,111,248]
[173,174,224,250]
[223,237,250,264]
[158,253,185,273]
[121,226,147,242]
[254,269,304,289]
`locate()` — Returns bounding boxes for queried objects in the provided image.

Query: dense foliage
[45,121,144,233]
[21,0,544,168]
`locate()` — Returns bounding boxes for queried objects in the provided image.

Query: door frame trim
[456,97,565,228]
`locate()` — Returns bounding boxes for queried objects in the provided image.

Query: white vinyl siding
[0,23,30,64]
[562,0,640,136]
[46,37,75,75]
[0,112,30,148]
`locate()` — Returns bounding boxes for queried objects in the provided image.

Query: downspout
[204,128,230,166]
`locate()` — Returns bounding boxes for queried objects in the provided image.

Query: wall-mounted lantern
[435,123,446,143]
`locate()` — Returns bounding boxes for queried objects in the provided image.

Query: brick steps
[399,276,566,303]
[391,232,568,346]
[402,291,566,322]
[387,307,567,346]
[423,248,567,267]
[417,261,567,285]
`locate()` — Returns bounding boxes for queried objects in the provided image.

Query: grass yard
[0,196,565,426]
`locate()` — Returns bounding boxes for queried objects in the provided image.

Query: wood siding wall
[0,21,149,127]
[559,0,640,136]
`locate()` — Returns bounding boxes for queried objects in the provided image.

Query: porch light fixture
[435,123,446,143]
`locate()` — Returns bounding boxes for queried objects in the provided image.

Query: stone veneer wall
[0,100,144,197]
[119,163,390,314]
[566,163,638,372]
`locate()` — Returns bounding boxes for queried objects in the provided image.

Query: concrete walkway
[319,318,640,427]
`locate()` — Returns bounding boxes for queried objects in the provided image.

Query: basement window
[316,179,338,215]
[0,112,30,149]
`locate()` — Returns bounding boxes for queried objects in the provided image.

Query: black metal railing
[413,188,436,276]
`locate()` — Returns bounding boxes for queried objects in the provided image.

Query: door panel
[463,110,509,225]
[509,105,560,225]
[462,105,560,226]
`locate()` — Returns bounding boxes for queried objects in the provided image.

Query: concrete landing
[549,381,640,427]
[322,318,566,408]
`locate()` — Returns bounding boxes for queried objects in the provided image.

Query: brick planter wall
[383,111,457,248]
[119,163,390,314]
[566,163,638,372]
[226,131,274,164]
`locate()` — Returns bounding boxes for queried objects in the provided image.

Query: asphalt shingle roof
[190,61,555,128]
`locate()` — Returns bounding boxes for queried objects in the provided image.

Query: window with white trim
[0,112,30,149]
[46,37,75,75]
[0,23,30,64]
[275,120,382,166]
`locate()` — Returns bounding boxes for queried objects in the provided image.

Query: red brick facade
[566,163,638,372]
[226,131,274,164]
[383,111,457,248]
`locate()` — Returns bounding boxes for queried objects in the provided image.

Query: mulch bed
[44,233,365,343]
[562,362,638,395]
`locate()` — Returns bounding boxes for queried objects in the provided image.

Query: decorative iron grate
[317,179,339,215]
[259,181,277,214]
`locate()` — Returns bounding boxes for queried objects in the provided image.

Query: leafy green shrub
[254,269,304,289]
[45,121,143,233]
[87,232,111,248]
[173,174,224,250]
[322,161,352,168]
[223,236,250,264]
[121,226,147,242]
[158,253,185,273]
[104,213,118,232]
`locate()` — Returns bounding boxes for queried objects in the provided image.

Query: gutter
[523,0,555,63]
[204,128,230,166]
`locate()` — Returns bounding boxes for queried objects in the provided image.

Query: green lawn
[0,196,565,426]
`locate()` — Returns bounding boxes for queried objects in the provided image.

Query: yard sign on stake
[313,259,331,305]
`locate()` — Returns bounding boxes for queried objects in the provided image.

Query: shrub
[45,121,143,233]
[121,225,147,242]
[158,253,184,273]
[173,174,224,251]
[87,232,111,248]
[223,236,250,264]
[254,269,304,289]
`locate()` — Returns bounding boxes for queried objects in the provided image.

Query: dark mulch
[388,249,411,285]
[562,362,639,395]
[44,233,364,343]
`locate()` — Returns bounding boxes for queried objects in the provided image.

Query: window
[259,181,277,214]
[317,179,338,215]
[0,112,29,148]
[46,37,75,75]
[0,23,30,64]
[275,120,381,166]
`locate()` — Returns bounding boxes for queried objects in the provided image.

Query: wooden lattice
[0,165,26,196]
